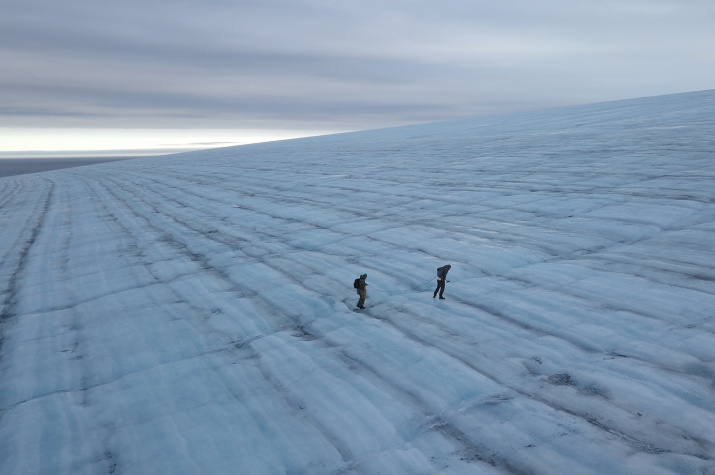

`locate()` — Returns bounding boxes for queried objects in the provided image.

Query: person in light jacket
[433,265,451,299]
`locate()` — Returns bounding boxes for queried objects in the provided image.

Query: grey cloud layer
[2,0,713,129]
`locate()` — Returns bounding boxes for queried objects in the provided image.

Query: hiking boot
[439,296,445,300]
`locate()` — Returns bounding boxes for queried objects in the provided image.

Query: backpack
[353,278,361,289]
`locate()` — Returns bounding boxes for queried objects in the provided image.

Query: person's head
[361,273,367,279]
[445,265,451,269]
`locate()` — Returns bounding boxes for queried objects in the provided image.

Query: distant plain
[0,157,134,178]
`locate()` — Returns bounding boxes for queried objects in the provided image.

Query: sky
[1,0,714,155]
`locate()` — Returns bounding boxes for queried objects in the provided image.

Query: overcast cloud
[1,0,714,133]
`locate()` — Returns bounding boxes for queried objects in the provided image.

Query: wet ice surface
[1,91,714,474]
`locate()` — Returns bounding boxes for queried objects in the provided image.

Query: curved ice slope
[1,90,714,474]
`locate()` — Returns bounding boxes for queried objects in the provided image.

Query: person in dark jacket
[356,273,368,309]
[433,265,451,299]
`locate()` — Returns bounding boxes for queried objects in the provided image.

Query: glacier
[1,90,714,474]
